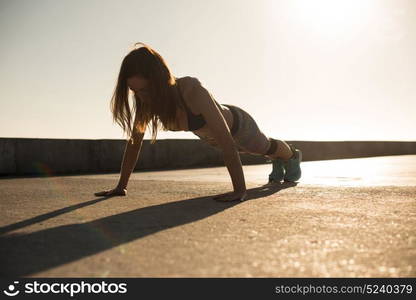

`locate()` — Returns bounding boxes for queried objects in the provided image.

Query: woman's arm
[94,114,145,197]
[117,130,145,190]
[182,77,247,199]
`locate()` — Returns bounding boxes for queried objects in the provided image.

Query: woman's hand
[94,187,127,197]
[213,190,247,202]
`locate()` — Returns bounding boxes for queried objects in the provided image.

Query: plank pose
[95,42,302,202]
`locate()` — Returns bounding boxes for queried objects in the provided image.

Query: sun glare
[285,0,375,37]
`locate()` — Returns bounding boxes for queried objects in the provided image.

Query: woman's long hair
[110,42,183,144]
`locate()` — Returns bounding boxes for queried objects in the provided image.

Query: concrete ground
[0,155,415,277]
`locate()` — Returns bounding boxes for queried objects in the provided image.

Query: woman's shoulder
[176,76,206,114]
[176,76,202,90]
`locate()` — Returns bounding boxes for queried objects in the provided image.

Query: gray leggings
[194,104,272,155]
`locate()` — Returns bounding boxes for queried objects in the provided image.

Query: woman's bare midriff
[169,103,234,139]
[192,104,234,138]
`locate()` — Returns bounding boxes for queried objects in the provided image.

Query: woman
[94,42,302,202]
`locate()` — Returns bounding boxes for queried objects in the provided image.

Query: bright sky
[1,0,415,141]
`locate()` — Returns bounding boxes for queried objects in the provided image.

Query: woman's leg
[264,138,294,161]
[225,104,301,182]
[225,105,293,160]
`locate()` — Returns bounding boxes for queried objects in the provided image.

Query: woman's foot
[283,144,302,182]
[268,158,285,183]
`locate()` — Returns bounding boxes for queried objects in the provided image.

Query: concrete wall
[1,138,415,176]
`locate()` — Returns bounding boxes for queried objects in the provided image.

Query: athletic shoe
[283,144,302,182]
[268,158,285,183]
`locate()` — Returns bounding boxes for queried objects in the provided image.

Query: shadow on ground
[0,182,295,276]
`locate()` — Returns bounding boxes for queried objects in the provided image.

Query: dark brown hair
[110,42,183,144]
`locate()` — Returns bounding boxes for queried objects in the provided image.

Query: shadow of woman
[0,182,296,276]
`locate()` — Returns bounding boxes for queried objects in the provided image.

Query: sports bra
[176,79,222,131]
